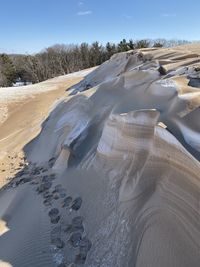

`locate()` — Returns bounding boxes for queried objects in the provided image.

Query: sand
[0,69,95,187]
[0,45,200,267]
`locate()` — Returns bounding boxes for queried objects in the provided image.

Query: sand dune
[0,45,200,266]
[0,69,95,187]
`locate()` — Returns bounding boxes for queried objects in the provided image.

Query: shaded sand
[0,69,95,187]
[0,45,200,267]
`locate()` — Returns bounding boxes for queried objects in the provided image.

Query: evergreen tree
[135,40,150,49]
[117,39,130,52]
[153,42,163,48]
[0,54,17,86]
[129,39,135,49]
[106,42,117,59]
[90,42,103,66]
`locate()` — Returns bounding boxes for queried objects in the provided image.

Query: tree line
[0,38,189,87]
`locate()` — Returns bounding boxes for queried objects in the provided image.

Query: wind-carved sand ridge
[0,44,200,266]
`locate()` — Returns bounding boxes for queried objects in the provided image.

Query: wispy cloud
[78,1,84,6]
[162,13,176,17]
[77,10,92,16]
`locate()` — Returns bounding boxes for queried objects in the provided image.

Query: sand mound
[0,45,200,267]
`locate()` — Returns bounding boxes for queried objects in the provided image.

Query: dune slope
[0,45,200,267]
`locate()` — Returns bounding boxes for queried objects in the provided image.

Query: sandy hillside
[0,68,94,187]
[0,45,200,267]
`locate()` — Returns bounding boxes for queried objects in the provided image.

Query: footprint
[37,181,52,193]
[75,237,92,265]
[69,232,82,248]
[75,253,86,265]
[51,216,60,224]
[53,193,60,200]
[48,208,60,224]
[59,192,67,198]
[51,237,65,249]
[72,216,83,226]
[48,157,56,167]
[79,237,92,252]
[63,224,73,234]
[43,199,52,207]
[54,184,62,191]
[50,173,56,180]
[71,216,84,233]
[71,197,82,211]
[49,208,59,217]
[62,197,72,207]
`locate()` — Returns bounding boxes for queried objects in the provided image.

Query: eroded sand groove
[0,45,200,267]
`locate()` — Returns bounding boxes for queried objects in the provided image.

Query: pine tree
[118,39,130,52]
[153,42,163,48]
[129,39,135,49]
[135,40,150,49]
[106,42,117,59]
[0,54,17,86]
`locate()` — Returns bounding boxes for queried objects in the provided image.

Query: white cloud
[77,10,92,16]
[78,1,84,6]
[162,13,176,17]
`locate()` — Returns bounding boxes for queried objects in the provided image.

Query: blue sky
[0,0,200,54]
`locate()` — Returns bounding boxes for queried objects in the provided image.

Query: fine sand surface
[0,45,200,267]
[0,69,95,187]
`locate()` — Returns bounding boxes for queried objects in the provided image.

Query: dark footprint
[44,181,52,190]
[72,216,83,226]
[71,225,84,234]
[64,222,84,234]
[48,157,56,167]
[31,180,39,185]
[51,216,60,224]
[79,237,92,251]
[37,181,52,193]
[71,197,82,211]
[71,216,84,233]
[49,173,56,180]
[69,232,82,248]
[49,208,59,217]
[48,208,60,224]
[64,224,72,233]
[59,192,67,198]
[75,237,92,265]
[77,237,92,264]
[51,237,65,248]
[21,177,31,183]
[63,196,72,207]
[53,185,67,198]
[43,199,52,206]
[37,184,46,193]
[53,193,60,200]
[42,175,49,183]
[43,192,53,199]
[54,184,62,191]
[75,253,86,265]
